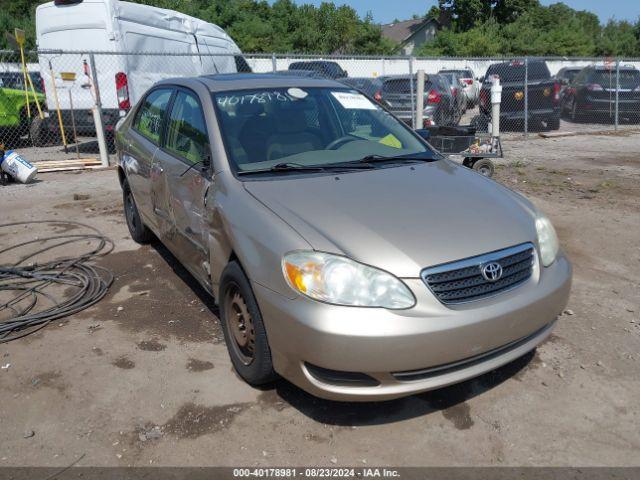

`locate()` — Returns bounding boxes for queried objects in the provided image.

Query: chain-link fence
[1,50,639,166]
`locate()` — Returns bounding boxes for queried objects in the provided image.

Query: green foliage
[0,0,397,54]
[421,0,640,57]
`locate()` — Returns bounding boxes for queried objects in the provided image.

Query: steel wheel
[224,283,256,365]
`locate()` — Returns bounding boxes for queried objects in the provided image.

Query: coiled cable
[0,220,114,342]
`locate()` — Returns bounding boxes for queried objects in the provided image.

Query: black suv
[561,65,640,123]
[480,60,560,130]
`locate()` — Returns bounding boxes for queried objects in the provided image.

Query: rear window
[441,69,473,78]
[383,79,433,94]
[133,88,173,144]
[486,62,550,82]
[590,70,639,89]
[235,56,252,73]
[562,70,581,82]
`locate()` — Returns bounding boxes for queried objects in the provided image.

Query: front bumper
[254,253,572,401]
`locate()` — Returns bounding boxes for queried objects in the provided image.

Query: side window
[133,89,173,144]
[165,90,209,165]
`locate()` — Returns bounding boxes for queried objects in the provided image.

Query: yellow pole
[19,44,31,118]
[24,65,44,119]
[49,63,68,152]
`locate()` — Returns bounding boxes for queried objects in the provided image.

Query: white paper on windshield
[331,92,377,110]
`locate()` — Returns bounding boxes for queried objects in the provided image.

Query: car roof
[156,73,346,93]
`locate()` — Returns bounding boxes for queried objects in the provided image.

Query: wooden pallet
[33,158,108,173]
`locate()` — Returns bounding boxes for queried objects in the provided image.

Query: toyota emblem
[481,262,503,282]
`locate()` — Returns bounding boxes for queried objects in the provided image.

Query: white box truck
[35,0,249,138]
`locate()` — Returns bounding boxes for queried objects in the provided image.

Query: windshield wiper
[356,154,437,164]
[237,162,371,175]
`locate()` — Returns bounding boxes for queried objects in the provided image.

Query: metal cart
[415,125,502,177]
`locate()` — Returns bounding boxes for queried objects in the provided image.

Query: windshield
[214,87,434,174]
[590,70,640,89]
[0,72,43,92]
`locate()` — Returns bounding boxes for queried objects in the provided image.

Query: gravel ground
[0,131,638,467]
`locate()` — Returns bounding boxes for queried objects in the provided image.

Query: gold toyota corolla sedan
[115,74,572,401]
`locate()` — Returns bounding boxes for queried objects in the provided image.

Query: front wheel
[122,178,153,244]
[220,261,277,386]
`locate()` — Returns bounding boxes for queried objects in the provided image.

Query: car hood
[244,160,538,278]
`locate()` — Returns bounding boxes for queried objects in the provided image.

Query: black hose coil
[0,220,114,342]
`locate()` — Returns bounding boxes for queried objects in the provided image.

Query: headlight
[282,251,415,309]
[535,214,559,267]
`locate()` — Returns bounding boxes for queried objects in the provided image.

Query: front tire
[220,261,277,386]
[122,178,153,244]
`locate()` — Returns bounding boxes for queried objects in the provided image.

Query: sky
[271,0,639,25]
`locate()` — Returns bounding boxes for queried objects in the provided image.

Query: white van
[35,0,248,137]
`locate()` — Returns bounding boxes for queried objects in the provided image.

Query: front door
[152,88,212,287]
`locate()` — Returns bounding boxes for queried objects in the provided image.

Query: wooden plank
[38,165,109,173]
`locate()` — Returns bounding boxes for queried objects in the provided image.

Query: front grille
[421,243,535,305]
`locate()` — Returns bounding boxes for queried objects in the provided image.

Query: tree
[438,0,539,31]
[0,0,398,54]
[597,20,639,56]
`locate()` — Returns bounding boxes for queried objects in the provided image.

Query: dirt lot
[0,131,639,467]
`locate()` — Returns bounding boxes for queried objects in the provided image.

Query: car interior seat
[266,106,322,161]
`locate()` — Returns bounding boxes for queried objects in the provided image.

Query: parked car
[274,70,326,79]
[378,74,457,127]
[0,71,48,146]
[288,61,347,79]
[480,60,561,131]
[438,72,467,120]
[554,67,584,103]
[439,68,479,107]
[561,65,640,123]
[36,0,247,139]
[339,77,389,107]
[115,73,572,401]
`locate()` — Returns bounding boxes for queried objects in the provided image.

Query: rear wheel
[220,261,277,386]
[546,116,560,131]
[122,178,153,244]
[29,115,49,147]
[570,101,581,123]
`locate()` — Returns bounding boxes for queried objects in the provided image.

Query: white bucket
[1,150,38,183]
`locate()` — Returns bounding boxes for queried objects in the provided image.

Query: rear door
[152,87,212,286]
[124,87,174,229]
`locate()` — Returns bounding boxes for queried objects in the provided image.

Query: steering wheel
[326,135,358,150]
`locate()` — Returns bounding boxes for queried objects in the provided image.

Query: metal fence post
[615,59,620,131]
[524,57,529,139]
[271,53,277,73]
[408,57,415,129]
[88,53,110,167]
[415,69,425,129]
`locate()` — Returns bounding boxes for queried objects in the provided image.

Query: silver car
[115,74,571,401]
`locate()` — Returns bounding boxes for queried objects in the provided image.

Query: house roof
[381,17,439,45]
